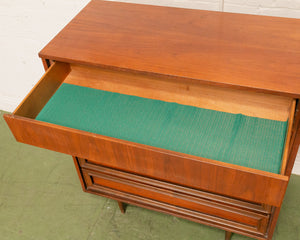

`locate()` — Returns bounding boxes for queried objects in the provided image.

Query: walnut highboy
[4,1,300,239]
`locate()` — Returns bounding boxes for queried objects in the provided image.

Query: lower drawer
[77,158,270,238]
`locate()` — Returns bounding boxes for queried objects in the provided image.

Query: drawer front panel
[78,158,269,237]
[4,113,288,207]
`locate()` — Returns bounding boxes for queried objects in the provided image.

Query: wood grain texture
[263,103,300,239]
[13,62,70,118]
[89,174,268,234]
[81,174,268,240]
[79,158,271,215]
[3,114,288,207]
[83,166,269,231]
[39,0,300,98]
[66,64,293,121]
[78,156,272,238]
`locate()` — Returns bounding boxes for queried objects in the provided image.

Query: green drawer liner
[36,83,288,174]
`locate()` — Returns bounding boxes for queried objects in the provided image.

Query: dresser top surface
[39,0,300,98]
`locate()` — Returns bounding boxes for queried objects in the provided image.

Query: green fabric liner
[36,83,288,174]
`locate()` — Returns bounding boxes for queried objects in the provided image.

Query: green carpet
[36,83,287,173]
[0,110,300,240]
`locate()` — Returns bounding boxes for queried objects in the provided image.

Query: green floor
[0,110,299,240]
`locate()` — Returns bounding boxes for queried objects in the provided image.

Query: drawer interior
[36,82,287,174]
[12,62,295,175]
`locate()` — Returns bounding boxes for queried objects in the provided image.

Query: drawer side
[13,62,70,118]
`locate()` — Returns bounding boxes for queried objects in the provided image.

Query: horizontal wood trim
[81,166,269,230]
[3,114,288,207]
[83,180,268,239]
[80,158,271,215]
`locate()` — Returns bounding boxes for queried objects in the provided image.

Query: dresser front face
[4,59,300,239]
[4,1,300,240]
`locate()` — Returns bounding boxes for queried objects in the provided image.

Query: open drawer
[4,61,295,207]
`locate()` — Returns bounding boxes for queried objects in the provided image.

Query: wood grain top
[39,0,300,97]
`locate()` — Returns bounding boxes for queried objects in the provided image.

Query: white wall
[0,0,90,111]
[0,0,300,174]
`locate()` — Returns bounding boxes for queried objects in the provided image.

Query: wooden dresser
[4,1,300,239]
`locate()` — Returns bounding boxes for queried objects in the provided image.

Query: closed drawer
[78,158,270,237]
[4,61,293,207]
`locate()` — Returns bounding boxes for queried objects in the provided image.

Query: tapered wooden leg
[225,231,233,240]
[117,201,126,214]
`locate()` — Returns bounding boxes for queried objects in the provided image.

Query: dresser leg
[117,201,126,214]
[225,231,233,240]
